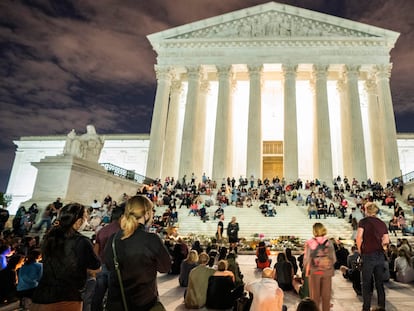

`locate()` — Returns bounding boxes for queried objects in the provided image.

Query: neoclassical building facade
[145,2,401,184]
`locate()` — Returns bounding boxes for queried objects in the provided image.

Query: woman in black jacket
[31,203,101,311]
[105,195,171,311]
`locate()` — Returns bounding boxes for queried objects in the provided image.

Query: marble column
[282,64,298,182]
[343,65,367,182]
[365,75,385,183]
[161,77,183,179]
[193,77,210,179]
[312,64,333,183]
[337,78,351,178]
[178,66,201,180]
[146,65,172,179]
[246,65,263,180]
[212,65,233,182]
[375,64,401,181]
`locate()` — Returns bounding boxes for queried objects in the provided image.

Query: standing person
[0,204,9,236]
[304,222,336,311]
[105,195,171,311]
[216,215,224,243]
[245,267,284,311]
[91,206,123,311]
[31,203,101,311]
[227,216,239,253]
[356,202,390,311]
[34,204,55,233]
[184,252,215,309]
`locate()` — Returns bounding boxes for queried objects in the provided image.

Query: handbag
[112,232,129,311]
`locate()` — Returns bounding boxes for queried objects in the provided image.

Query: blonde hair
[198,252,209,264]
[121,195,153,239]
[365,202,379,216]
[187,250,199,264]
[313,222,327,237]
[217,259,228,271]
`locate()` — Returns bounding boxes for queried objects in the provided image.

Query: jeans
[35,218,51,231]
[361,252,386,311]
[91,264,109,311]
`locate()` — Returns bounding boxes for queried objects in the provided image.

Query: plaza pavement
[157,254,414,311]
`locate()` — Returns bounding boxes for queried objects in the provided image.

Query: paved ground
[157,255,414,311]
[1,254,413,311]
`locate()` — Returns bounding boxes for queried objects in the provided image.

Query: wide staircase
[154,190,354,243]
[154,187,414,246]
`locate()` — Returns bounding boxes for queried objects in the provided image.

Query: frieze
[158,38,388,52]
[168,12,377,40]
[157,46,388,59]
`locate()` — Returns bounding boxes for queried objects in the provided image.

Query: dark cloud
[0,0,413,192]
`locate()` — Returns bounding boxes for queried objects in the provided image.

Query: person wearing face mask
[105,195,171,311]
[31,203,101,311]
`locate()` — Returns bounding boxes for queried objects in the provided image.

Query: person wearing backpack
[304,222,336,311]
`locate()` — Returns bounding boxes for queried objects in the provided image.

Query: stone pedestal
[29,154,139,207]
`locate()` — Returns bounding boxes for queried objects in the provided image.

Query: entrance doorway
[262,141,283,179]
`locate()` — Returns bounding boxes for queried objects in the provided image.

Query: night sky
[1,0,413,193]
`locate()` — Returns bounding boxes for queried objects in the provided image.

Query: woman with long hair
[31,203,100,311]
[274,252,294,291]
[105,195,171,311]
[179,250,199,287]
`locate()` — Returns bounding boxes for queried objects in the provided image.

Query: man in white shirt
[245,267,284,311]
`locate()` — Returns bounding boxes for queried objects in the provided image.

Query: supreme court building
[145,2,401,184]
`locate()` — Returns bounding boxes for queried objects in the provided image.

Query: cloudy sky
[0,0,413,192]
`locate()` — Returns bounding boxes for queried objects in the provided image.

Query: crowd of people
[0,173,413,311]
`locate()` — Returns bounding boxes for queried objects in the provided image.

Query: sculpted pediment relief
[168,11,376,40]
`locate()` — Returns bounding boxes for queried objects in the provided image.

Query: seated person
[279,193,288,206]
[188,202,199,216]
[179,250,199,287]
[291,189,298,201]
[266,202,276,217]
[184,252,215,309]
[246,267,284,311]
[395,248,414,283]
[402,220,414,236]
[213,206,224,220]
[274,253,294,291]
[199,204,208,222]
[389,216,400,236]
[296,193,304,206]
[308,204,317,219]
[206,260,237,309]
[259,202,269,215]
[255,241,272,269]
[339,246,361,295]
[226,252,244,287]
[327,203,336,216]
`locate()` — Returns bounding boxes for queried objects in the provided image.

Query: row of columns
[146,63,400,184]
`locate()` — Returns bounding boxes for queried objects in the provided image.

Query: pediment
[148,2,399,44]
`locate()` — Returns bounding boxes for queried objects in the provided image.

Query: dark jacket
[206,275,235,309]
[32,232,100,303]
[105,224,171,310]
